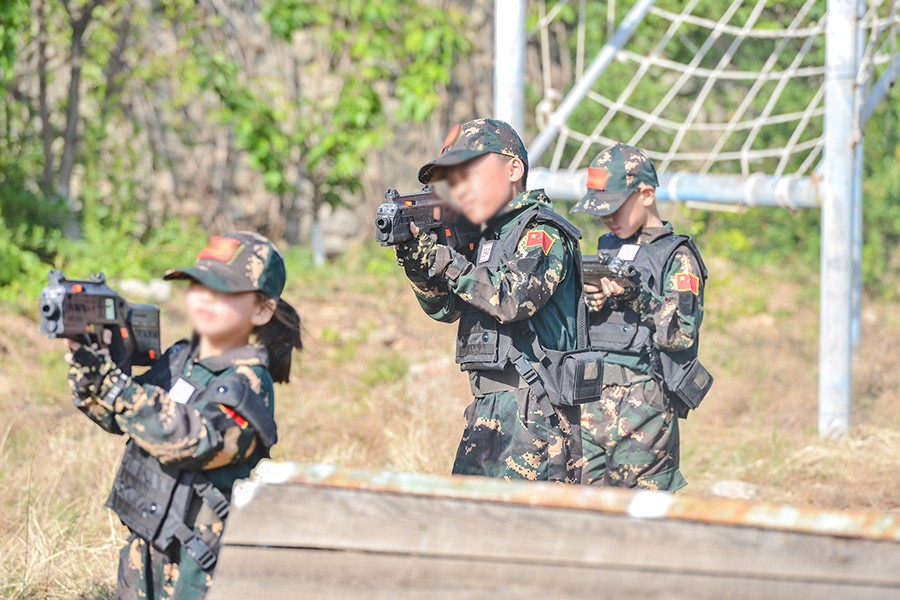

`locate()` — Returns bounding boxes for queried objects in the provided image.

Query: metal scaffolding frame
[493,0,898,437]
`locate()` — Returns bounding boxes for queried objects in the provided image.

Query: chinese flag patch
[198,236,241,263]
[524,230,555,255]
[219,404,248,428]
[587,166,611,191]
[674,272,700,295]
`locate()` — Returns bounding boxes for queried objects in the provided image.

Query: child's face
[601,186,656,239]
[444,154,524,225]
[186,283,274,341]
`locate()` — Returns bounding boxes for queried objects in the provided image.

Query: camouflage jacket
[72,340,275,491]
[592,223,705,373]
[411,189,580,357]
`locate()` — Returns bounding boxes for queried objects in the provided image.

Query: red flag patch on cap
[587,166,611,191]
[674,272,700,295]
[198,236,241,263]
[441,124,461,155]
[524,230,555,255]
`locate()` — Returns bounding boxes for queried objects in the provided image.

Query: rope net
[528,0,899,177]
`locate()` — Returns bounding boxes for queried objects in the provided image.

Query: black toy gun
[39,270,161,374]
[582,253,642,300]
[375,186,480,256]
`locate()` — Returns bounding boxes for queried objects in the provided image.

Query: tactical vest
[456,205,605,407]
[105,342,277,571]
[589,231,713,415]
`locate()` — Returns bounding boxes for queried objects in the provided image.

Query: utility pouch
[669,359,713,411]
[541,348,605,406]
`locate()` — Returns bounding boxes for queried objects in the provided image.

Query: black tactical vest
[588,231,711,414]
[105,342,277,570]
[455,205,584,372]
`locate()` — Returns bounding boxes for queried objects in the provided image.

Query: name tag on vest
[478,242,495,264]
[617,244,640,261]
[169,378,197,404]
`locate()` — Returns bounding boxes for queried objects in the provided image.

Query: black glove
[396,230,438,274]
[66,344,118,400]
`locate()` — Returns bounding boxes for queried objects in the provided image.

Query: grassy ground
[2,241,899,598]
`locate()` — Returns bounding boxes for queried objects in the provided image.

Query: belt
[469,369,527,396]
[602,363,651,386]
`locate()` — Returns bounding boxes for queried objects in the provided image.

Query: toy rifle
[375,186,480,256]
[39,270,161,374]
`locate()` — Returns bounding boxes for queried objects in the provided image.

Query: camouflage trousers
[117,504,224,600]
[452,387,582,483]
[580,378,686,491]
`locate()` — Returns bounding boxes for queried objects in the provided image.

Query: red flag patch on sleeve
[524,230,555,255]
[219,404,248,429]
[674,272,700,295]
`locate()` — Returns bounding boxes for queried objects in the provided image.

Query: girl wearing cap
[63,231,301,599]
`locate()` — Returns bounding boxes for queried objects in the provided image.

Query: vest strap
[469,369,526,395]
[174,522,217,571]
[192,479,230,520]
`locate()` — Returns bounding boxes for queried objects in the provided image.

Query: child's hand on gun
[584,277,627,312]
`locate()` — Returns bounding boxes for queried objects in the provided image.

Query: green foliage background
[0,0,897,305]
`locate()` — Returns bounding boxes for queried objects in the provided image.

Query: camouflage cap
[417,118,528,184]
[570,144,659,216]
[164,231,286,299]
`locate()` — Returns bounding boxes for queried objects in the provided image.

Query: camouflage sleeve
[72,394,123,434]
[109,370,268,469]
[438,223,570,324]
[631,247,704,352]
[409,279,462,323]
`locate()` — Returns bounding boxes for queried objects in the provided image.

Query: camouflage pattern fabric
[580,378,685,491]
[453,388,581,483]
[406,190,582,482]
[412,190,579,355]
[570,143,659,217]
[418,117,528,184]
[68,342,275,599]
[163,231,286,299]
[396,230,437,274]
[581,224,704,491]
[594,225,706,373]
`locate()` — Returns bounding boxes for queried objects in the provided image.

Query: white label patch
[617,244,640,261]
[478,242,495,264]
[168,378,196,405]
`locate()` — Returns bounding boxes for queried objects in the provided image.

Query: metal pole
[529,168,819,208]
[494,0,527,136]
[528,0,656,164]
[850,11,867,351]
[861,52,900,124]
[819,0,861,437]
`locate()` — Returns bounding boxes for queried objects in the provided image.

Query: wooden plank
[252,463,900,542]
[209,546,900,600]
[221,483,900,587]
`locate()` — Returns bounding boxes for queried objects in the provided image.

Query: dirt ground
[2,247,899,598]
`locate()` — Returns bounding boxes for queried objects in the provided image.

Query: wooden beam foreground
[209,463,900,599]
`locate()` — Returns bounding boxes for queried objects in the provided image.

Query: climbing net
[528,0,899,176]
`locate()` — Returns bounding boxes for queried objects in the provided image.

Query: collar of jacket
[633,221,675,245]
[185,337,270,373]
[485,189,553,234]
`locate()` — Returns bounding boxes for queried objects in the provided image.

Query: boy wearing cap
[396,118,585,483]
[572,144,710,492]
[63,232,302,599]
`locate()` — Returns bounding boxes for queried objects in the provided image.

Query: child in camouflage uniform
[64,232,302,599]
[396,118,585,483]
[571,144,709,492]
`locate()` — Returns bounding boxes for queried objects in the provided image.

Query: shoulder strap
[208,373,278,451]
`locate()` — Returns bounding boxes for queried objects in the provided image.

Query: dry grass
[2,246,899,597]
